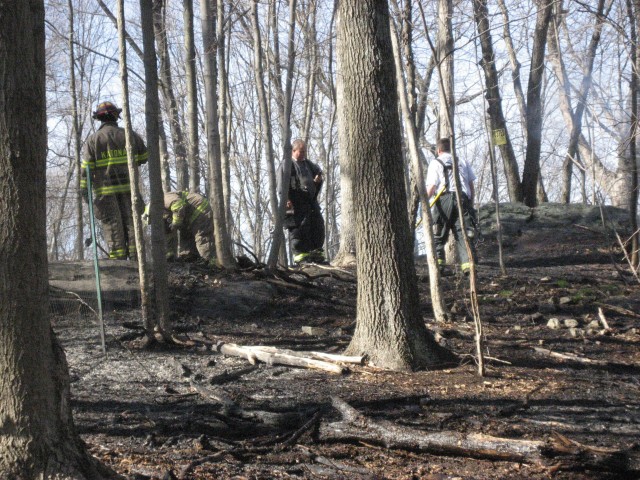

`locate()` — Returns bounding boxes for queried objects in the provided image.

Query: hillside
[50,203,640,479]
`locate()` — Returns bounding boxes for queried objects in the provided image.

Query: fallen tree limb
[216,342,349,374]
[317,397,640,473]
[244,346,364,365]
[531,347,631,367]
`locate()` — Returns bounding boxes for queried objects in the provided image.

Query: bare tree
[138,0,172,340]
[201,0,235,268]
[521,0,554,207]
[183,0,201,192]
[0,1,117,476]
[338,0,453,371]
[473,0,523,202]
[153,0,189,191]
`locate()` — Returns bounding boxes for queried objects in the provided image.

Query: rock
[513,325,522,331]
[547,318,561,329]
[540,276,552,283]
[568,327,583,338]
[588,320,601,329]
[563,319,579,328]
[302,326,326,336]
[559,296,572,305]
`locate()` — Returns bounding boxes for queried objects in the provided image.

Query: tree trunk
[521,0,553,207]
[337,0,453,371]
[473,0,523,202]
[200,0,235,268]
[390,16,448,323]
[333,55,357,267]
[217,0,232,227]
[549,0,607,203]
[68,0,84,260]
[628,0,639,266]
[0,2,116,477]
[436,0,454,140]
[266,0,297,269]
[139,0,172,338]
[497,0,528,139]
[152,0,189,191]
[183,0,201,192]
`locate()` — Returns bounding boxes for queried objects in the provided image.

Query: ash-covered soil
[52,204,640,480]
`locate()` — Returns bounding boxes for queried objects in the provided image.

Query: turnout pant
[93,193,136,260]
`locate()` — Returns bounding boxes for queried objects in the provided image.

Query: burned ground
[51,204,640,479]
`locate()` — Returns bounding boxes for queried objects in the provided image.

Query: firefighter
[277,139,325,264]
[81,101,148,260]
[426,137,477,275]
[147,191,216,265]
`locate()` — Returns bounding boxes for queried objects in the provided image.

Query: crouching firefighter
[425,138,478,275]
[144,191,216,266]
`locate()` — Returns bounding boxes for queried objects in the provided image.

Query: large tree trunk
[521,0,553,207]
[139,0,172,338]
[183,0,201,192]
[473,0,523,202]
[0,2,116,477]
[201,0,236,268]
[337,0,453,371]
[153,0,189,191]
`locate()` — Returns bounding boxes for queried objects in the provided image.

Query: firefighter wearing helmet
[81,101,148,260]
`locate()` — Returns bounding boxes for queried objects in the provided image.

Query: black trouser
[287,204,325,256]
[432,192,477,270]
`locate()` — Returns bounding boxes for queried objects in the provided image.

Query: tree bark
[521,0,554,207]
[390,17,448,323]
[473,0,523,202]
[68,0,84,260]
[139,0,172,338]
[337,0,453,371]
[628,0,639,266]
[217,0,232,227]
[266,0,297,269]
[436,0,454,140]
[183,0,201,192]
[0,2,117,477]
[152,0,189,191]
[200,0,236,268]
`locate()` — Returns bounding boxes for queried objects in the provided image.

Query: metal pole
[85,165,107,355]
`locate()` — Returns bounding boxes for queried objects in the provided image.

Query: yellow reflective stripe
[94,155,129,168]
[80,180,87,188]
[109,248,127,259]
[136,151,148,163]
[94,184,131,195]
[188,198,209,226]
[170,199,187,211]
[461,262,471,272]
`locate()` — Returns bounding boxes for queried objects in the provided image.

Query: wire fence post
[85,164,107,355]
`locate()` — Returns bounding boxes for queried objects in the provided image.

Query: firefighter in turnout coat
[81,101,148,260]
[162,191,216,264]
[426,138,477,275]
[277,139,325,264]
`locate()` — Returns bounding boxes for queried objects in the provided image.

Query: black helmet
[92,101,122,121]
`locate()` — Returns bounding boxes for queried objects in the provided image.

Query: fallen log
[245,346,364,365]
[317,397,640,474]
[216,342,349,374]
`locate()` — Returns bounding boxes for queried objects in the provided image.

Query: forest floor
[51,204,640,480]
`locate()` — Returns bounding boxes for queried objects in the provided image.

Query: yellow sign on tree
[492,128,507,146]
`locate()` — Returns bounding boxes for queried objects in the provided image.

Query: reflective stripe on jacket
[164,191,211,228]
[81,122,148,196]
